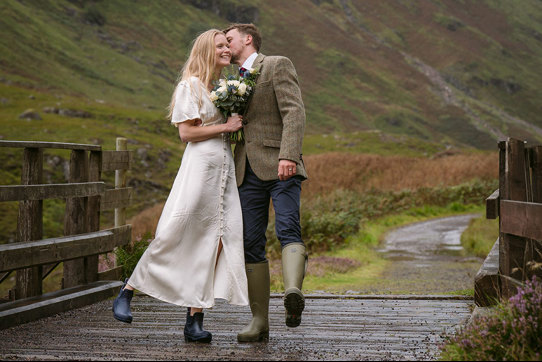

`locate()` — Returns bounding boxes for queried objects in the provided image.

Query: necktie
[239,67,248,77]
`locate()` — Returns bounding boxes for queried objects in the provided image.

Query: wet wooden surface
[0,294,472,361]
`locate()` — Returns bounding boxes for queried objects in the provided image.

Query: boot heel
[259,330,270,341]
[284,289,304,328]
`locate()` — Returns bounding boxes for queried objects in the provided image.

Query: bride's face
[215,34,231,68]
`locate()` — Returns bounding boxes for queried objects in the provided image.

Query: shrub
[440,276,542,361]
[115,232,152,279]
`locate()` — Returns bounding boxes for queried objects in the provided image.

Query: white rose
[219,79,227,87]
[209,91,218,101]
[227,80,240,87]
[218,85,227,93]
[237,82,247,96]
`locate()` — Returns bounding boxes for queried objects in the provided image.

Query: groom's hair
[223,23,262,52]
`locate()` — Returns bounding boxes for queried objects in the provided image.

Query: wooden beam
[500,200,542,240]
[0,225,132,273]
[97,266,123,281]
[474,238,500,307]
[115,138,128,228]
[15,147,43,299]
[0,281,122,330]
[486,189,499,219]
[101,150,132,172]
[0,182,105,202]
[0,140,101,151]
[500,138,529,298]
[100,187,132,211]
[532,146,542,203]
[86,151,102,283]
[63,150,89,288]
[505,138,528,201]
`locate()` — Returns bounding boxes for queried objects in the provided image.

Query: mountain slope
[1,0,542,148]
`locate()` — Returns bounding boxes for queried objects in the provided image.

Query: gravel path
[373,213,484,294]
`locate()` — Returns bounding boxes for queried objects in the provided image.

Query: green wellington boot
[282,243,308,328]
[237,261,270,342]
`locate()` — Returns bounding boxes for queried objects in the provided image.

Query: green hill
[1,0,540,240]
[2,0,542,144]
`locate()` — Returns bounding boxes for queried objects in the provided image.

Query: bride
[112,29,248,343]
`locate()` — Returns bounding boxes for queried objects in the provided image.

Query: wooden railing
[475,138,542,306]
[0,139,133,329]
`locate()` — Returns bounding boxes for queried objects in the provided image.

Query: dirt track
[374,213,483,294]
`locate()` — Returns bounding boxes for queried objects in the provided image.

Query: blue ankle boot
[184,309,212,343]
[112,279,133,323]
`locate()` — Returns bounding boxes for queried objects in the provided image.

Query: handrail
[0,140,101,151]
[0,182,105,202]
[0,225,131,273]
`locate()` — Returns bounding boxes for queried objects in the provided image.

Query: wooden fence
[0,139,133,329]
[475,138,542,306]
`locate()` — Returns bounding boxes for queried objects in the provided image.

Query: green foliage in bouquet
[210,68,259,143]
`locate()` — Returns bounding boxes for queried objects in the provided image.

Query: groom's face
[225,29,246,64]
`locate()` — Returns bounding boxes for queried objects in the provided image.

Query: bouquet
[210,67,259,143]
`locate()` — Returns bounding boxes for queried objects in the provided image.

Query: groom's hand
[278,159,297,181]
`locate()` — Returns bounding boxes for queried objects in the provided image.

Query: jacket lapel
[242,54,265,117]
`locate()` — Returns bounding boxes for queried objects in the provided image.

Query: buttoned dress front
[128,76,248,308]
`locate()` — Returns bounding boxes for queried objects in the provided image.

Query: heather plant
[440,276,542,361]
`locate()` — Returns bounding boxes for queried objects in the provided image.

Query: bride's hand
[224,114,243,133]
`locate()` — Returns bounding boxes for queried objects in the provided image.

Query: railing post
[63,150,89,288]
[15,147,43,299]
[528,146,542,279]
[500,138,528,298]
[531,146,542,204]
[86,150,102,283]
[115,138,127,228]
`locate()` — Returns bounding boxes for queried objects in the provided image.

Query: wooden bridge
[0,137,540,360]
[0,294,472,360]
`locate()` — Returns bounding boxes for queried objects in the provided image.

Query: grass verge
[460,216,499,258]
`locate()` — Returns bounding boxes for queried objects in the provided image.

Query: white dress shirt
[241,52,259,70]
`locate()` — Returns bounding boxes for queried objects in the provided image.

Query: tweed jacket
[234,53,308,186]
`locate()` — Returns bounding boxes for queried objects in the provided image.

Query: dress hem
[128,282,248,309]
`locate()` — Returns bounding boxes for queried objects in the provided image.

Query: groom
[224,23,308,342]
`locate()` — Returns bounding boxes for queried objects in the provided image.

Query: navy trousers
[239,161,303,263]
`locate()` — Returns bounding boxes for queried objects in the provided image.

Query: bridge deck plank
[0,294,471,360]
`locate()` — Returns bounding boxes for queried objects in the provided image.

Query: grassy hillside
[1,0,542,143]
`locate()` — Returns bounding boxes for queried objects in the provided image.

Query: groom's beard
[230,53,240,65]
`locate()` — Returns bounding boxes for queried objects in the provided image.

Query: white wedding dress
[128,77,248,308]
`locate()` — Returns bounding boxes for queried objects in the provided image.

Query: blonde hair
[167,29,223,120]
